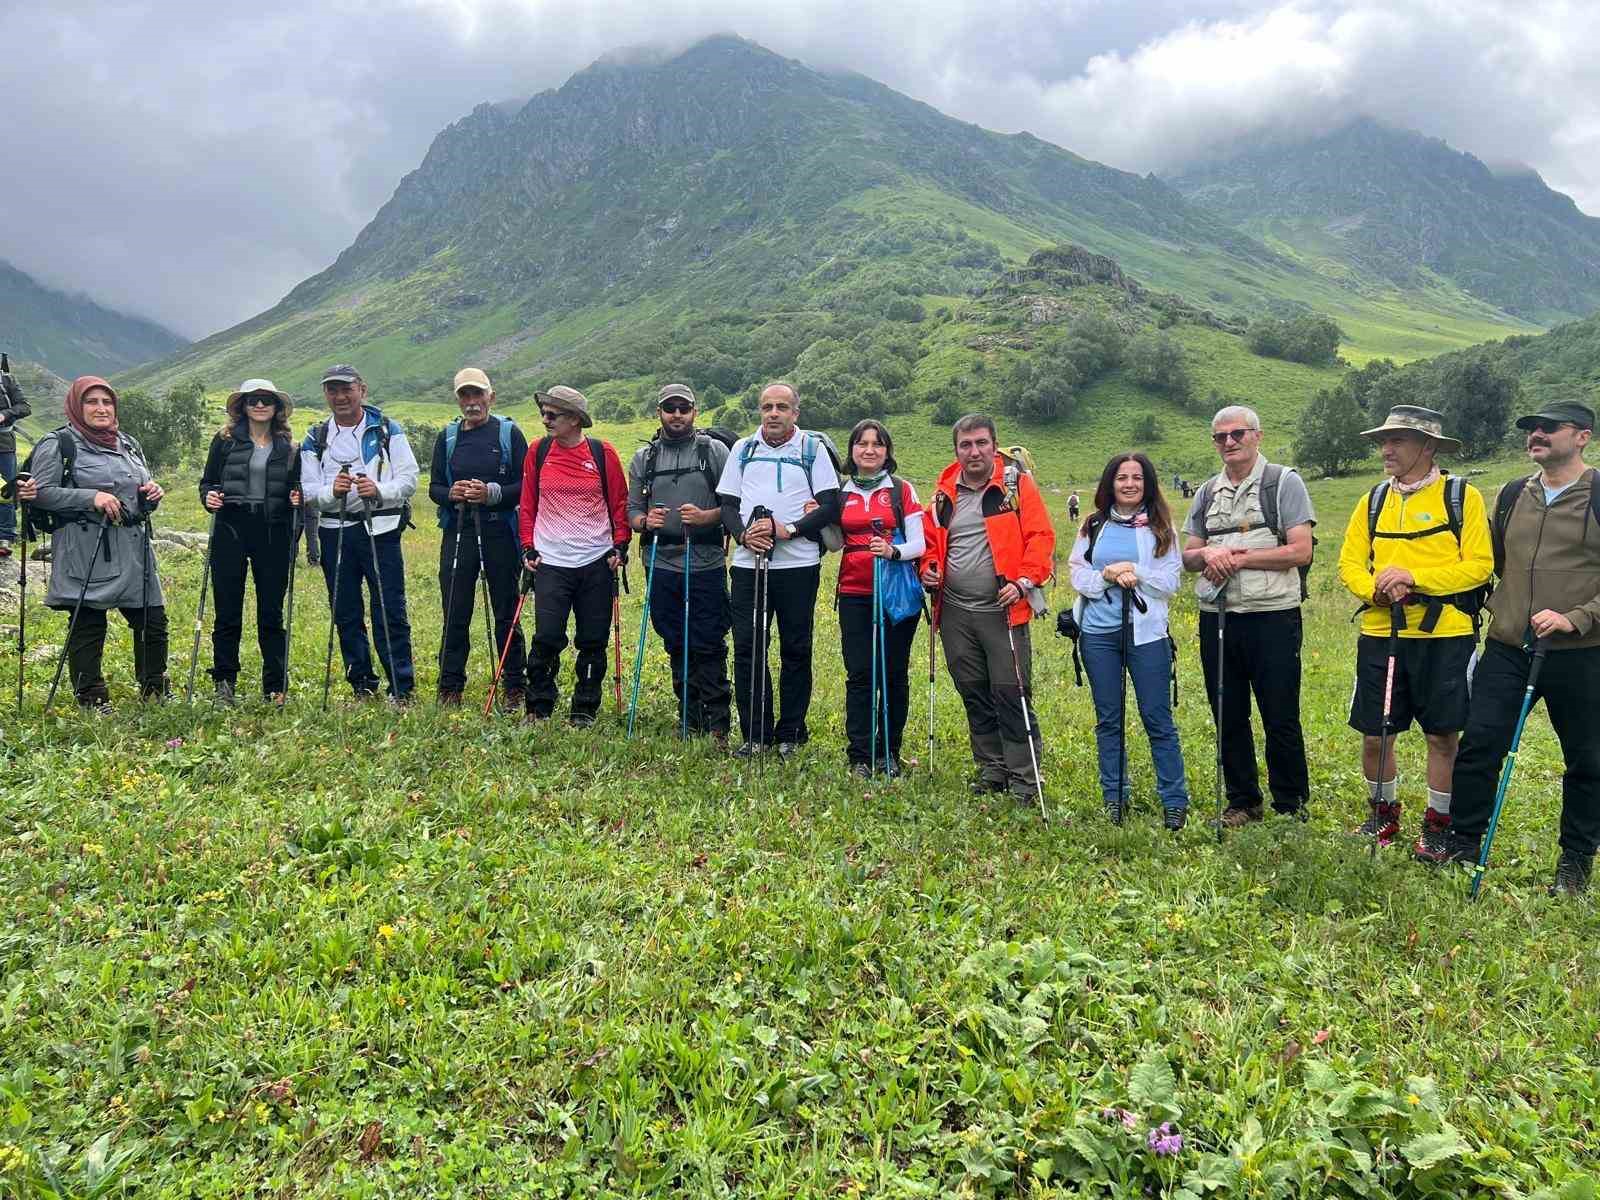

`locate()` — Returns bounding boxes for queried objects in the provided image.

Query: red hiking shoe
[1412,809,1452,864]
[1353,800,1401,847]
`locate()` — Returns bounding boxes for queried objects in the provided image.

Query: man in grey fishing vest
[627,383,733,742]
[1183,404,1316,825]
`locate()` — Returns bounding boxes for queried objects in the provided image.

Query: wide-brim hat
[226,378,293,415]
[534,384,592,428]
[1360,404,1460,454]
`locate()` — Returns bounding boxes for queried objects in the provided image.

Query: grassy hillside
[0,261,186,379]
[3,441,1594,1195]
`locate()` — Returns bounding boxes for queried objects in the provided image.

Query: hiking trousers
[438,518,526,695]
[209,508,291,696]
[1197,607,1309,813]
[648,564,732,735]
[1081,628,1188,812]
[318,525,414,699]
[939,602,1040,799]
[839,593,919,765]
[1451,639,1600,857]
[63,603,169,703]
[730,563,820,745]
[527,554,614,719]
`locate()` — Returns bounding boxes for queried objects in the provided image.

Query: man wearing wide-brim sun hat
[517,383,631,725]
[1335,404,1493,862]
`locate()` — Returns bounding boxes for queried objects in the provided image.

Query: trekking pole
[138,505,156,697]
[1003,615,1048,824]
[627,532,659,738]
[45,514,111,708]
[876,560,889,774]
[184,508,220,703]
[680,554,691,740]
[483,566,533,717]
[14,472,29,708]
[1470,636,1550,901]
[927,590,941,769]
[1113,584,1150,823]
[757,552,771,769]
[321,485,351,710]
[877,561,892,772]
[284,514,301,701]
[438,502,466,678]
[471,505,494,658]
[1368,601,1406,858]
[1213,589,1227,843]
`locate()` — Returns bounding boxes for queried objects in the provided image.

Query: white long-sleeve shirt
[300,409,419,537]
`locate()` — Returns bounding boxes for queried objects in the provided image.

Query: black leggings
[839,593,919,763]
[65,605,169,703]
[209,509,292,695]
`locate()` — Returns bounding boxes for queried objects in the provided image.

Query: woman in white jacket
[1068,452,1190,828]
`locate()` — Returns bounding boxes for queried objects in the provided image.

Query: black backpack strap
[696,435,718,498]
[1083,512,1105,565]
[1260,463,1284,542]
[529,436,554,524]
[889,476,906,534]
[588,437,616,544]
[1365,480,1390,568]
[1492,475,1532,578]
[1444,474,1465,543]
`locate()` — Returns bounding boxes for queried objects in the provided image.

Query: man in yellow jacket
[1337,405,1493,860]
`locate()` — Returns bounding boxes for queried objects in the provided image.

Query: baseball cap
[454,367,492,394]
[1515,400,1595,431]
[321,364,362,385]
[658,382,696,406]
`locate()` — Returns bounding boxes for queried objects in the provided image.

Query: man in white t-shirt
[716,382,841,757]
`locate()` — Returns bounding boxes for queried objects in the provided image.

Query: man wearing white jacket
[1068,452,1189,828]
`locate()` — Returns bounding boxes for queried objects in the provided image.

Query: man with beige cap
[517,384,631,725]
[1337,405,1492,860]
[427,368,529,706]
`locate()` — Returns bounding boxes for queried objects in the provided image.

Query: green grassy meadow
[2,396,1597,1197]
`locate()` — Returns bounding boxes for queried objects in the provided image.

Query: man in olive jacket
[1445,401,1600,895]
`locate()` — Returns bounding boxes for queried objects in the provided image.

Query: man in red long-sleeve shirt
[518,385,630,725]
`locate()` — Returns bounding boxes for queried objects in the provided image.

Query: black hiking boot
[437,688,463,707]
[1104,795,1126,826]
[1550,849,1594,897]
[969,775,1006,796]
[733,740,768,758]
[213,679,237,707]
[1353,801,1402,847]
[1438,830,1481,865]
[1164,807,1188,832]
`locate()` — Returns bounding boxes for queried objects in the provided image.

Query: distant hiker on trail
[301,364,419,704]
[920,414,1056,805]
[0,362,33,558]
[1441,401,1600,895]
[1183,404,1315,825]
[833,419,925,778]
[29,377,168,708]
[1067,491,1080,524]
[717,381,841,758]
[1336,406,1491,859]
[429,368,528,708]
[627,383,733,743]
[518,385,630,726]
[1068,452,1188,829]
[198,380,303,705]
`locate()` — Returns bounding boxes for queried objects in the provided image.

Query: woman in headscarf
[197,379,302,705]
[29,376,167,708]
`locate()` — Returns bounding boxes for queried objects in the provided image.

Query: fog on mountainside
[1,261,188,380]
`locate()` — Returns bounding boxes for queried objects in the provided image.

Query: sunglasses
[659,401,693,414]
[539,409,563,422]
[244,395,279,408]
[1211,428,1256,445]
[1525,419,1573,436]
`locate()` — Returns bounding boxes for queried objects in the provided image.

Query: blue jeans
[319,524,414,698]
[0,450,15,542]
[1081,628,1189,811]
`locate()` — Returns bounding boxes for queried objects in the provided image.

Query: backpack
[17,427,79,536]
[641,427,737,548]
[1194,463,1315,600]
[1363,473,1488,633]
[1492,470,1600,578]
[310,413,414,528]
[737,430,844,551]
[437,415,516,529]
[526,436,617,539]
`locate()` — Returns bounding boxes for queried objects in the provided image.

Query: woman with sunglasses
[1069,452,1188,828]
[197,379,302,704]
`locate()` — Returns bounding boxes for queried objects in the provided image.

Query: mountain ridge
[0,260,187,379]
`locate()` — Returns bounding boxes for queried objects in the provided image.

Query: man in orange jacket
[921,414,1056,802]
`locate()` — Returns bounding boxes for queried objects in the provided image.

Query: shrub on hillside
[1131,413,1163,443]
[118,378,208,472]
[1294,381,1372,477]
[1126,331,1193,404]
[1246,314,1344,365]
[1438,355,1518,459]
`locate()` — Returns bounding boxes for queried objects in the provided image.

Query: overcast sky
[4,0,1597,340]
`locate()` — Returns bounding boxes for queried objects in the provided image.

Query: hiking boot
[969,775,1007,796]
[1438,830,1481,865]
[570,711,597,729]
[387,692,414,709]
[1219,804,1263,829]
[1164,807,1188,832]
[733,740,767,758]
[269,692,286,708]
[777,741,801,761]
[1412,809,1452,864]
[503,688,525,712]
[1550,849,1594,897]
[709,730,729,752]
[850,762,872,780]
[214,679,236,707]
[437,688,463,706]
[1353,801,1402,847]
[1104,795,1126,826]
[0,542,11,558]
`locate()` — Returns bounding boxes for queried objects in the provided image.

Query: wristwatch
[784,522,797,539]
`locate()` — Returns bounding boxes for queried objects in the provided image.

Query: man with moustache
[427,368,528,707]
[1443,401,1600,895]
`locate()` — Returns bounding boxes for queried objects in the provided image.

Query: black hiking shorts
[1348,634,1475,736]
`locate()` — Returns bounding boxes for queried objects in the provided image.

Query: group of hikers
[3,358,1597,895]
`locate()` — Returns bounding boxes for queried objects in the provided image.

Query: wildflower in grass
[1407,1093,1421,1106]
[377,924,397,940]
[166,737,184,749]
[81,842,106,857]
[1147,1122,1183,1155]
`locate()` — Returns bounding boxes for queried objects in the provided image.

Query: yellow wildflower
[377,924,397,940]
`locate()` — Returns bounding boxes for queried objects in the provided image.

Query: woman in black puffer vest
[197,379,302,704]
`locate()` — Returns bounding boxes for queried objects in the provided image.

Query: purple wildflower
[1146,1122,1183,1156]
[1119,1108,1138,1131]
[165,737,184,749]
